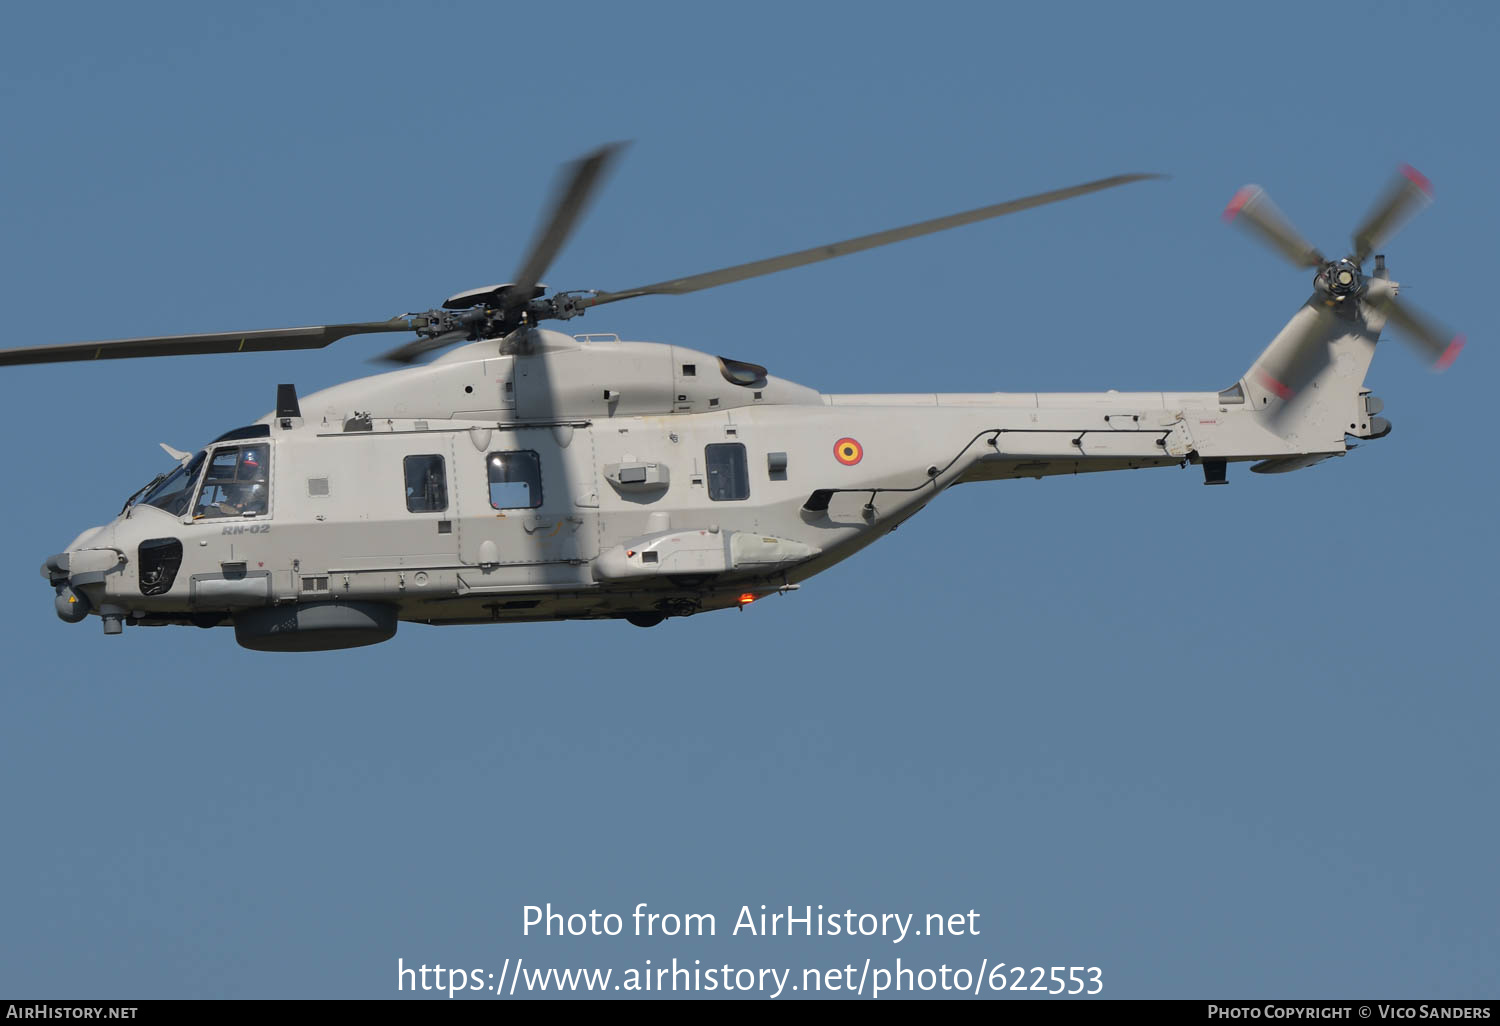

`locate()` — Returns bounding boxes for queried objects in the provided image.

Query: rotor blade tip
[1399,163,1433,197]
[1254,367,1295,400]
[1223,186,1259,223]
[1434,334,1464,371]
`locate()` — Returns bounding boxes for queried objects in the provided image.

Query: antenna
[276,383,302,422]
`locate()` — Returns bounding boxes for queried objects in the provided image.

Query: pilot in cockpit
[196,444,269,518]
[219,480,267,516]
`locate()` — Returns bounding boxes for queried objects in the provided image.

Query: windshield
[135,450,207,517]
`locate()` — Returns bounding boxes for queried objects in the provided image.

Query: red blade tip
[1399,164,1433,197]
[1434,335,1464,371]
[1223,186,1258,223]
[1254,367,1295,400]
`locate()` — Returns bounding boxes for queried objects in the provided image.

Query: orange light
[738,592,757,605]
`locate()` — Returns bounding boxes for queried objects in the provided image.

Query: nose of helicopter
[41,551,93,624]
[41,525,124,632]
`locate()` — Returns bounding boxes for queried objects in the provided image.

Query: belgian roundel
[833,437,863,466]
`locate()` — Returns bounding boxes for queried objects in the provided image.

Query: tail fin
[1237,297,1384,449]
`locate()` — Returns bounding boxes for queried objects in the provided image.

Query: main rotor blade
[376,330,470,366]
[1370,293,1464,370]
[1222,186,1325,269]
[581,172,1164,308]
[1351,164,1433,265]
[0,318,416,367]
[509,141,628,309]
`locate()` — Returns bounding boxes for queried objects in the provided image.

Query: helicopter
[4,146,1461,651]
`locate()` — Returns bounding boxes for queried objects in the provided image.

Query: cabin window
[193,443,270,519]
[487,450,543,509]
[705,443,749,501]
[403,454,448,513]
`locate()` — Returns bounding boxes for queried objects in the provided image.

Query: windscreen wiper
[121,474,166,516]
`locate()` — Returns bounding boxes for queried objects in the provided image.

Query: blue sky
[1,0,1496,999]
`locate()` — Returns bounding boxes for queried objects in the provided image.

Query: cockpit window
[137,451,207,517]
[193,443,270,519]
[210,424,271,444]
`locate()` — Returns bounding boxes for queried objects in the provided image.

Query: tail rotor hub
[1318,259,1364,300]
[1223,165,1462,372]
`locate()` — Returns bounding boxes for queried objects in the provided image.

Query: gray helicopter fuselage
[26,157,1450,652]
[45,313,1390,650]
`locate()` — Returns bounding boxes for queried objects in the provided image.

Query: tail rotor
[1223,165,1463,380]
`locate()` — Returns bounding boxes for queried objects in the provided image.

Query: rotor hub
[1318,259,1364,300]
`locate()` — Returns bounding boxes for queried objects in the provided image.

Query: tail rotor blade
[1372,293,1464,370]
[1351,164,1433,265]
[1223,186,1326,269]
[1251,304,1337,428]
